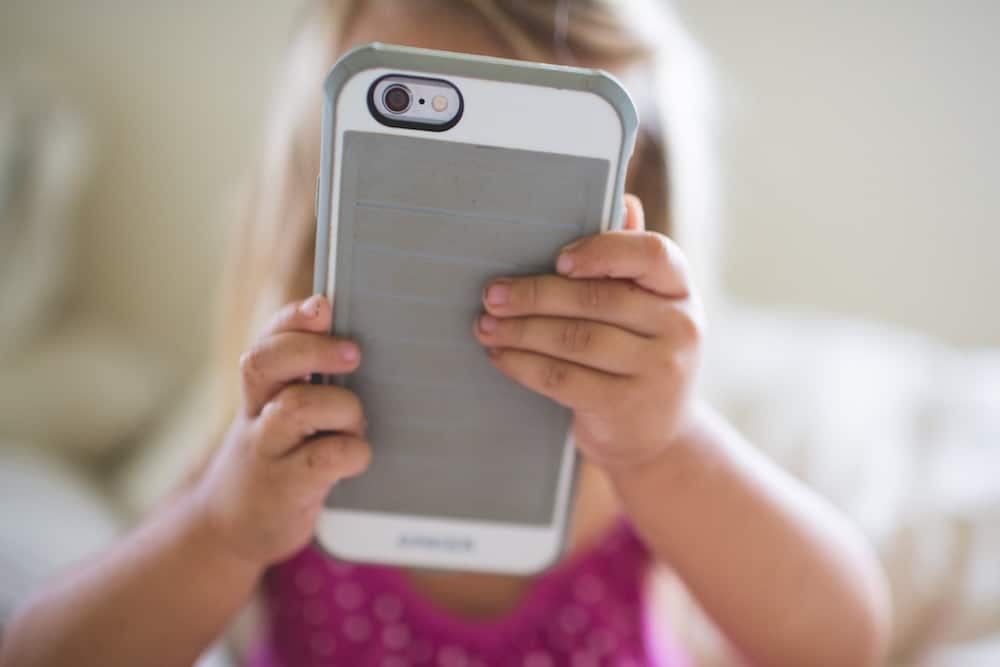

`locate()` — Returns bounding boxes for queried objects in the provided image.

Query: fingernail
[478,314,498,333]
[300,295,324,318]
[556,253,574,275]
[338,343,359,362]
[485,281,510,306]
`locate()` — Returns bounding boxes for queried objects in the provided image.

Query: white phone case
[314,43,637,574]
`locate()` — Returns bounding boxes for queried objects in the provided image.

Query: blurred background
[1,1,999,665]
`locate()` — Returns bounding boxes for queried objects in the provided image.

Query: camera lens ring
[382,84,412,114]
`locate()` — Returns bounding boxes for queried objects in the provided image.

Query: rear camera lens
[383,85,411,114]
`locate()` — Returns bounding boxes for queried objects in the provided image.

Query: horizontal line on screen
[354,242,524,271]
[354,199,580,232]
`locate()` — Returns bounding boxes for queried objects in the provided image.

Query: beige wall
[675,0,1000,346]
[2,0,997,391]
[0,1,303,378]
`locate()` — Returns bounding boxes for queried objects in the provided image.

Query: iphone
[313,43,637,574]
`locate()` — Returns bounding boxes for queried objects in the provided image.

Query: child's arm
[609,402,890,667]
[474,195,891,667]
[0,296,371,667]
[0,495,261,667]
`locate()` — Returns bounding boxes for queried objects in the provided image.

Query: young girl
[0,2,890,666]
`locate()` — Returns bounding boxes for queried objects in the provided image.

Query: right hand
[192,295,371,568]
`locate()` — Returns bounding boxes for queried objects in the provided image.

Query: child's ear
[622,193,646,232]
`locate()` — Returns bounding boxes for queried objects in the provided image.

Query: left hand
[473,194,703,471]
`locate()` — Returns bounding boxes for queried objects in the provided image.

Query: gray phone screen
[329,130,609,525]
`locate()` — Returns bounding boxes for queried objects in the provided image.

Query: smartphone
[312,43,637,574]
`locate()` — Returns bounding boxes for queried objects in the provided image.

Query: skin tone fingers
[240,328,361,417]
[258,294,335,338]
[482,275,672,338]
[287,434,372,492]
[485,347,632,414]
[475,313,652,376]
[555,229,691,298]
[193,294,371,567]
[252,384,367,458]
[475,194,702,468]
[557,193,691,298]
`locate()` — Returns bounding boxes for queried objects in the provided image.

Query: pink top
[248,520,689,666]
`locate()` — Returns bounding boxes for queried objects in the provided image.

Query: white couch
[703,305,1000,666]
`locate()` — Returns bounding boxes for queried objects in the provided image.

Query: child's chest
[253,466,677,665]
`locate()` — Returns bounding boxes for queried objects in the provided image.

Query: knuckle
[239,345,264,383]
[318,436,371,476]
[305,442,333,469]
[675,308,702,343]
[644,232,670,264]
[287,333,311,361]
[271,302,298,330]
[594,281,618,312]
[580,280,601,311]
[585,281,601,310]
[506,318,527,347]
[657,353,685,381]
[663,303,703,344]
[559,320,593,355]
[273,386,310,422]
[310,438,350,471]
[542,360,570,391]
[524,276,543,309]
[650,299,675,332]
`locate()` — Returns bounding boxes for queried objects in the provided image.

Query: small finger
[288,434,372,491]
[555,228,691,299]
[241,332,361,417]
[482,275,669,337]
[622,193,646,232]
[487,347,630,412]
[475,314,648,375]
[258,295,333,338]
[253,384,366,457]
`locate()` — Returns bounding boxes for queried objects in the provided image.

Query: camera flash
[431,95,449,112]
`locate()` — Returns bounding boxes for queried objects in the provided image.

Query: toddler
[0,2,890,666]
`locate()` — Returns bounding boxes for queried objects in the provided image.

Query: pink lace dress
[248,520,689,666]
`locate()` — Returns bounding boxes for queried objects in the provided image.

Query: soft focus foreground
[1,2,999,665]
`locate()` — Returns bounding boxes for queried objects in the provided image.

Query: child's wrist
[180,485,268,581]
[601,401,708,492]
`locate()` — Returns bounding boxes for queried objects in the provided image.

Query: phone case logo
[397,533,476,552]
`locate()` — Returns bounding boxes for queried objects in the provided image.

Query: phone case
[313,44,638,541]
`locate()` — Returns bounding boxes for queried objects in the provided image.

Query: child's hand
[474,195,702,471]
[193,296,371,567]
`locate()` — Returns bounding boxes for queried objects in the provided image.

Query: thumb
[622,193,646,232]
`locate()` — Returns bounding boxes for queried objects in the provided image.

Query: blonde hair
[214,0,717,430]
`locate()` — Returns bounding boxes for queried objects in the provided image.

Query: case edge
[311,42,639,573]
